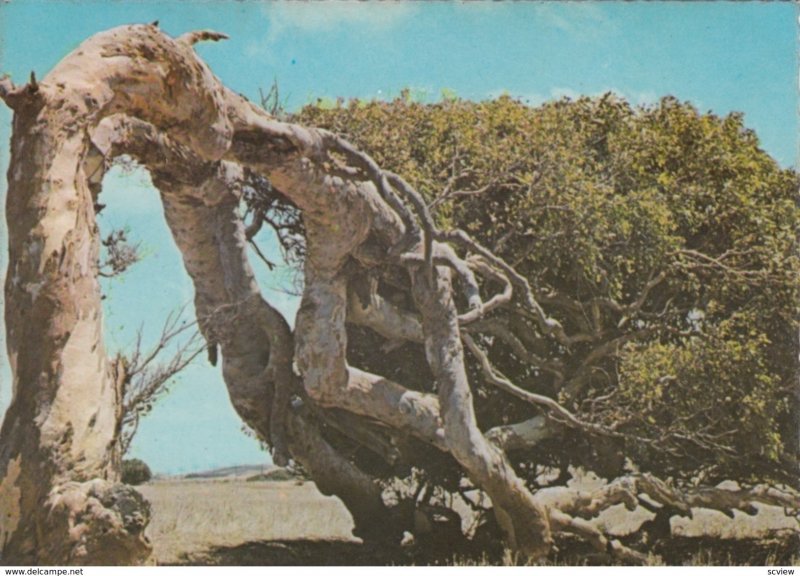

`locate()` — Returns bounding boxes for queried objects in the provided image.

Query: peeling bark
[2,24,794,566]
[409,266,552,556]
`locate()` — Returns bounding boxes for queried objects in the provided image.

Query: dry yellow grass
[137,478,356,564]
[137,475,799,566]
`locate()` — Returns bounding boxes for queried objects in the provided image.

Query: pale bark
[409,266,553,556]
[0,23,547,561]
[0,25,386,563]
[1,24,795,565]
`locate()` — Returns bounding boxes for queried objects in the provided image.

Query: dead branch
[440,229,592,347]
[178,30,230,46]
[484,416,559,452]
[98,228,142,278]
[119,308,206,455]
[463,318,564,381]
[549,508,651,564]
[459,256,513,324]
[4,24,790,565]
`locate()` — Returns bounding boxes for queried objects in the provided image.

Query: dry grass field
[137,477,357,564]
[136,474,799,566]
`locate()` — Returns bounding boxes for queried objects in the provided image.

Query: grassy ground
[137,477,356,565]
[137,476,799,566]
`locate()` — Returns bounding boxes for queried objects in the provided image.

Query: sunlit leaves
[296,92,798,483]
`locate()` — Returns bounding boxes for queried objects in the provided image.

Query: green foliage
[618,312,787,478]
[121,458,152,485]
[295,93,798,484]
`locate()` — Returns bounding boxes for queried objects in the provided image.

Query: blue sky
[0,1,796,474]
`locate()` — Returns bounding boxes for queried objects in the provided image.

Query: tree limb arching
[1,24,796,565]
[0,24,532,562]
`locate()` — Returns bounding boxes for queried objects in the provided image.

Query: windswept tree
[0,25,796,566]
[112,306,206,461]
[98,227,207,464]
[296,93,799,485]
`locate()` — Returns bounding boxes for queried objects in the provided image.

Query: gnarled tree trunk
[1,25,796,566]
[0,25,397,563]
[0,24,550,563]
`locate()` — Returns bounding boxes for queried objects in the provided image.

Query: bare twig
[247,237,276,270]
[400,242,482,311]
[318,130,419,246]
[385,171,438,277]
[463,318,564,380]
[458,256,513,324]
[441,229,589,347]
[98,228,142,278]
[118,305,206,454]
[462,333,621,440]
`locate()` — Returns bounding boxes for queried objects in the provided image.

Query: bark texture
[1,25,797,565]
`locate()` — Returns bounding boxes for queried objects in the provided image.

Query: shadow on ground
[169,531,799,566]
[172,539,478,566]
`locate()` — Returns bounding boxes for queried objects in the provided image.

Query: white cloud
[264,1,417,41]
[589,87,660,107]
[624,90,660,107]
[491,87,661,107]
[532,2,616,41]
[246,1,418,58]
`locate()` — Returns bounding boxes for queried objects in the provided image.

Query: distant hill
[180,464,276,480]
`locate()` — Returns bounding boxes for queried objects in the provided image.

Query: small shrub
[246,468,296,482]
[122,458,152,485]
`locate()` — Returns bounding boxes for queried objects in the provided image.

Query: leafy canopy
[295,93,798,485]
